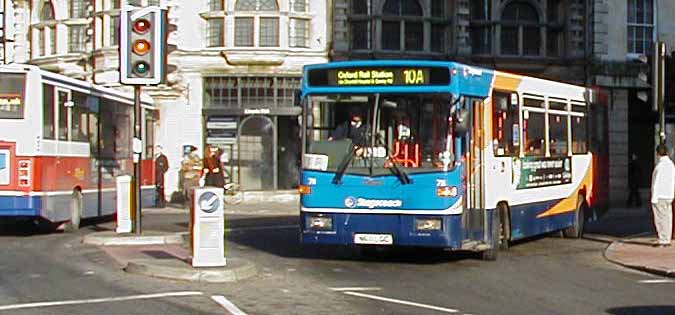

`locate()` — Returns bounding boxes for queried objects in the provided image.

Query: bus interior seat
[309,139,352,168]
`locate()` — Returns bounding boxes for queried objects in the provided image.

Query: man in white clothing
[651,144,675,247]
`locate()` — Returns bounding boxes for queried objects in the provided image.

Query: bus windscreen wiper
[332,144,357,185]
[375,134,411,185]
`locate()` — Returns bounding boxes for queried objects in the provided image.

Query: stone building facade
[331,0,675,206]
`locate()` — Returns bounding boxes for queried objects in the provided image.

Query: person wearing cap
[329,111,369,147]
[650,144,675,247]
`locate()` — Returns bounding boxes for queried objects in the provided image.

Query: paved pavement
[83,200,298,283]
[586,205,675,277]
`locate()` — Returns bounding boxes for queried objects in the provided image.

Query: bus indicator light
[298,185,312,195]
[437,186,458,197]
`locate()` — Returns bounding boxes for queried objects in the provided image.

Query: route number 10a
[403,69,425,85]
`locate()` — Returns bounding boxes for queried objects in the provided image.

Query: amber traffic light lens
[133,19,151,34]
[132,39,151,55]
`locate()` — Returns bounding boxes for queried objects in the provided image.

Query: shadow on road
[607,306,675,315]
[0,216,114,237]
[226,215,488,264]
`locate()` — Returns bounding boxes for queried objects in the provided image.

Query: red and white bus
[0,64,158,229]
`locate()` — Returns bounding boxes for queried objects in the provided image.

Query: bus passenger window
[491,92,519,156]
[523,110,545,156]
[548,113,568,156]
[43,84,55,139]
[572,115,588,154]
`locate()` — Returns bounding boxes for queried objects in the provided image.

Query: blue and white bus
[297,60,605,260]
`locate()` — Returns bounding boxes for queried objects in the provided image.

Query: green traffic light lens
[133,61,150,76]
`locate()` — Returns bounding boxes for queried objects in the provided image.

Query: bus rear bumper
[0,195,41,217]
[300,212,464,249]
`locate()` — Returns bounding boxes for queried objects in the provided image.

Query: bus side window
[522,97,545,157]
[492,91,519,156]
[571,103,588,154]
[42,84,55,140]
[548,100,569,156]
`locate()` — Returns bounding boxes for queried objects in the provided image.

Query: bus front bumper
[300,212,464,249]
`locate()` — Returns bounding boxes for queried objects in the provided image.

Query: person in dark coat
[329,111,370,147]
[626,153,642,207]
[203,145,226,188]
[154,145,169,208]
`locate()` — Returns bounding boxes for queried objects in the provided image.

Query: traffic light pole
[657,42,666,145]
[134,85,143,235]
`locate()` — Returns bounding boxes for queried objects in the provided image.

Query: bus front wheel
[563,197,585,239]
[481,210,500,261]
[65,190,83,232]
[498,204,511,250]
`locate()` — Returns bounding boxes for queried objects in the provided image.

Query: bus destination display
[308,67,451,87]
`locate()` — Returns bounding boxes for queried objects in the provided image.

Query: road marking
[638,279,675,284]
[0,291,203,311]
[211,295,247,315]
[342,291,460,313]
[226,225,298,232]
[329,287,382,292]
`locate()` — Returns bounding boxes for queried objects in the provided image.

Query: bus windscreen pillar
[116,175,133,233]
[191,187,226,267]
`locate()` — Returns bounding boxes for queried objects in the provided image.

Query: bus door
[466,97,486,240]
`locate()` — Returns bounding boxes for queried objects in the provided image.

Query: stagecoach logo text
[344,196,403,209]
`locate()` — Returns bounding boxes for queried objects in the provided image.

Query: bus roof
[0,64,155,107]
[301,60,588,102]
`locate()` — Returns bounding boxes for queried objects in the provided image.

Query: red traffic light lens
[132,39,151,55]
[133,19,151,34]
[132,61,150,76]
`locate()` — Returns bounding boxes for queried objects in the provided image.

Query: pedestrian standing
[203,145,225,188]
[181,145,202,206]
[154,145,169,208]
[626,153,642,207]
[650,144,675,247]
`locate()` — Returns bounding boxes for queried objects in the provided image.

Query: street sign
[191,187,226,267]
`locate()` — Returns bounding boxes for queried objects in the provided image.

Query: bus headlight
[307,215,333,230]
[415,218,442,231]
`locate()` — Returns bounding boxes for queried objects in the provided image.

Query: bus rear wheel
[65,190,83,232]
[563,197,585,239]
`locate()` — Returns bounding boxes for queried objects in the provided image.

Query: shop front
[202,76,301,191]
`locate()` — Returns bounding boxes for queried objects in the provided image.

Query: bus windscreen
[308,66,451,87]
[0,73,26,119]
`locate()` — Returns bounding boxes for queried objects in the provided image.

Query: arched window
[500,1,540,56]
[381,0,423,51]
[234,0,280,47]
[34,0,57,56]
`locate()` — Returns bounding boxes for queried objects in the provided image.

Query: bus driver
[328,111,369,146]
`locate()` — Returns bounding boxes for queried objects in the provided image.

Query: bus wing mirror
[454,109,470,135]
[294,90,302,106]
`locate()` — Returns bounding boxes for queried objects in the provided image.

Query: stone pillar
[12,0,29,63]
[608,89,629,206]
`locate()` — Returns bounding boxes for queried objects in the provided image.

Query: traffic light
[635,54,651,103]
[120,6,165,85]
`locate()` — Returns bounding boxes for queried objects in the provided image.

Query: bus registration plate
[354,234,393,245]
